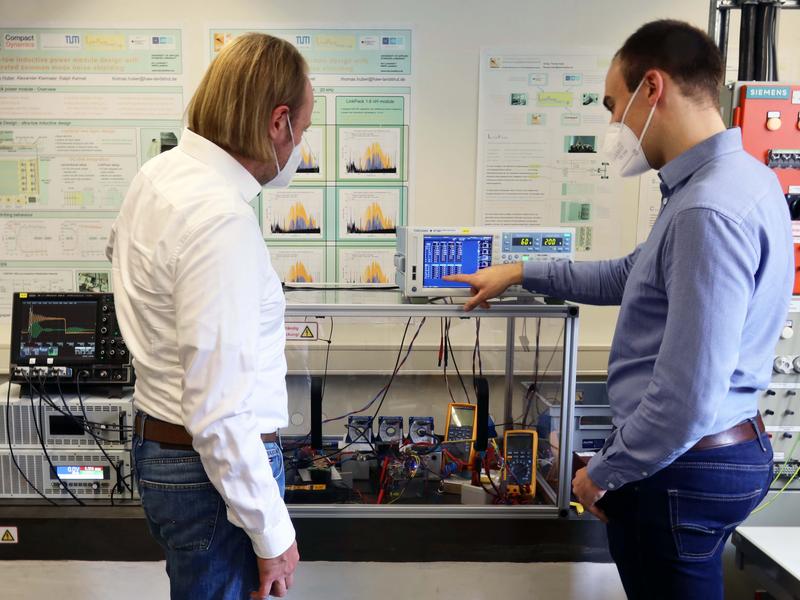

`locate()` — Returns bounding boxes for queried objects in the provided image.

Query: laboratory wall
[1,0,799,374]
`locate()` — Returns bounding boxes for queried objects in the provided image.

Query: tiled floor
[0,560,627,599]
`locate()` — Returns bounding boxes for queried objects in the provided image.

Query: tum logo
[295,35,311,47]
[65,35,80,45]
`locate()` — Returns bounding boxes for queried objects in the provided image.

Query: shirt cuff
[586,452,626,492]
[521,260,552,294]
[247,503,296,559]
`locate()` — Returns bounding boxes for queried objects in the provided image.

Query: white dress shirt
[106,128,294,559]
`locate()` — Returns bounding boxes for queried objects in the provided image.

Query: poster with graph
[338,128,401,181]
[337,188,402,241]
[268,246,326,284]
[293,126,325,182]
[211,28,413,285]
[263,188,324,241]
[0,27,185,338]
[336,247,396,285]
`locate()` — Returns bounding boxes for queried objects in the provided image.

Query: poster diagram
[338,188,401,240]
[294,126,325,181]
[1,217,114,261]
[0,27,184,332]
[337,247,396,285]
[263,188,324,240]
[476,48,628,259]
[338,128,400,180]
[268,246,326,284]
[210,28,412,285]
[637,173,663,244]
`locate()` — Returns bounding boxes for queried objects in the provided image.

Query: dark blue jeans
[132,434,285,600]
[597,433,772,600]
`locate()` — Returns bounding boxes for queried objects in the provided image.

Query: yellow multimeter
[503,429,539,496]
[444,403,478,469]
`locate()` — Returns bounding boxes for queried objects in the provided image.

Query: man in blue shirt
[447,20,793,599]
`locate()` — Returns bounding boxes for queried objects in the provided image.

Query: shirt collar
[177,128,262,202]
[658,128,743,195]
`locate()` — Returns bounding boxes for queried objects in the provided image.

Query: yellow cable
[752,462,800,515]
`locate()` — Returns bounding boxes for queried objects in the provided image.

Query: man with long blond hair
[107,33,313,599]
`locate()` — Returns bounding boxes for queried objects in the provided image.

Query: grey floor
[0,561,627,599]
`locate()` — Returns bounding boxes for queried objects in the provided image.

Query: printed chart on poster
[269,246,326,284]
[475,48,626,259]
[337,247,396,285]
[0,27,185,326]
[210,28,412,284]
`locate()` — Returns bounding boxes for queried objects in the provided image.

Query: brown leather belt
[689,414,765,452]
[134,413,277,448]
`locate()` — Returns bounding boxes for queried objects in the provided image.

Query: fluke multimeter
[444,403,477,468]
[503,429,539,495]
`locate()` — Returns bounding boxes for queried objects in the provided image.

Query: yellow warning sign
[0,527,17,543]
[300,326,314,338]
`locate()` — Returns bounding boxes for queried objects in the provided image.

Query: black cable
[110,473,133,506]
[319,317,334,402]
[441,318,456,404]
[27,374,85,506]
[445,318,471,403]
[287,317,425,468]
[323,317,412,424]
[32,373,135,495]
[521,319,542,427]
[73,372,133,493]
[5,378,57,505]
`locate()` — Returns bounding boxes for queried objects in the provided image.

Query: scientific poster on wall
[475,48,625,259]
[636,173,663,244]
[0,28,185,325]
[209,28,412,284]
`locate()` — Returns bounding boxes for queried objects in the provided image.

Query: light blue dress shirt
[523,128,794,490]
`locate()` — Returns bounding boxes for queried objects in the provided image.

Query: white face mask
[265,114,302,189]
[602,78,658,177]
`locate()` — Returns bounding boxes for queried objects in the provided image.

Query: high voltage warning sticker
[0,527,18,543]
[285,321,319,341]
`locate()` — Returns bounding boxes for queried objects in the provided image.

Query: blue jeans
[132,434,285,600]
[597,432,772,600]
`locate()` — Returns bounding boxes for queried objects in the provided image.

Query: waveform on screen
[345,142,397,174]
[361,261,390,284]
[25,308,93,340]
[287,261,314,283]
[297,146,320,174]
[346,202,396,235]
[271,202,321,234]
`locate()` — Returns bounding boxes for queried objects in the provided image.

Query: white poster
[636,173,663,244]
[476,48,625,259]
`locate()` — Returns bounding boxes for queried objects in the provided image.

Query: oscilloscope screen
[14,299,98,363]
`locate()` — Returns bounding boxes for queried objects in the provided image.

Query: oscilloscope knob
[100,327,108,335]
[102,305,109,312]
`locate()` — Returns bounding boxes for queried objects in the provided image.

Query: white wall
[2,0,799,373]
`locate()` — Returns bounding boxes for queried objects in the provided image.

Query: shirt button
[642,471,648,477]
[607,483,616,489]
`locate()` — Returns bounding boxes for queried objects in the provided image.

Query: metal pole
[557,309,580,515]
[708,0,722,47]
[503,317,516,431]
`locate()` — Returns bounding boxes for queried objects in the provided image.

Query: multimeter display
[542,237,563,247]
[504,431,536,492]
[512,236,533,247]
[446,405,476,463]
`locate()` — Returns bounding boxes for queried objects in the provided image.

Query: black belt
[135,413,277,448]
